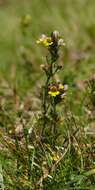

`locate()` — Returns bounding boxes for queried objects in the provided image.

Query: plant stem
[52,98,57,147]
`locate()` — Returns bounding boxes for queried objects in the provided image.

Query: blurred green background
[0,0,95,96]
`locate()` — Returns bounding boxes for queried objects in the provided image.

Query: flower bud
[51,30,59,42]
[40,64,50,74]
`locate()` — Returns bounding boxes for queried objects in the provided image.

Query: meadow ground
[0,0,95,189]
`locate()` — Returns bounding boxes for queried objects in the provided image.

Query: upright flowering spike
[37,31,65,62]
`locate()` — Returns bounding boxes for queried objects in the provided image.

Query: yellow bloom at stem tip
[36,34,53,47]
[37,31,65,49]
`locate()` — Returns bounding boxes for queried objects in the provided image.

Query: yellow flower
[48,85,60,97]
[43,38,53,46]
[48,91,60,97]
[37,34,53,47]
[50,152,59,161]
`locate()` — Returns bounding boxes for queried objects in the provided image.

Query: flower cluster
[37,31,65,48]
[48,82,67,98]
[37,31,65,63]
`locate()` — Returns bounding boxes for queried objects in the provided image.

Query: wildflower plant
[37,31,67,145]
[0,27,95,190]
